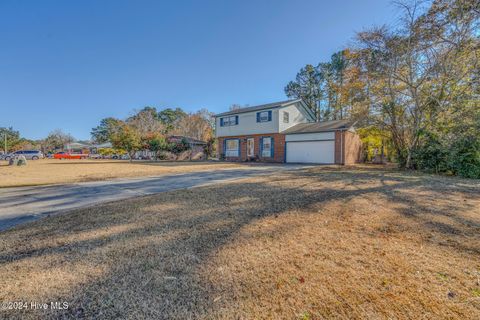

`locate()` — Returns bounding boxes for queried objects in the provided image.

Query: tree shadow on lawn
[0,167,479,319]
[44,160,249,167]
[0,167,286,214]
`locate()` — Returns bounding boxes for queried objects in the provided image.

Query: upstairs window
[220,115,239,127]
[256,110,272,122]
[283,111,289,123]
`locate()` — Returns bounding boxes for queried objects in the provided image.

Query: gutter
[214,99,302,117]
[340,129,344,165]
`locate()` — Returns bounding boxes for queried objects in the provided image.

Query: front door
[247,138,254,157]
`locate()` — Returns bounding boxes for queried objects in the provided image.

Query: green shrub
[157,151,169,160]
[167,138,190,154]
[413,132,480,179]
[448,135,480,179]
[412,132,449,174]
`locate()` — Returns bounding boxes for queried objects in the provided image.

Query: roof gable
[168,135,207,145]
[295,100,316,121]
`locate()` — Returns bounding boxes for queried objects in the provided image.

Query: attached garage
[285,132,335,164]
[283,121,363,165]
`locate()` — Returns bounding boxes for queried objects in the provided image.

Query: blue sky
[0,0,397,140]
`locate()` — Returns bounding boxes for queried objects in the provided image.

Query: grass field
[0,166,479,319]
[0,159,242,187]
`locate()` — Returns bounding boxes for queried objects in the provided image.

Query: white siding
[216,110,278,137]
[278,102,312,132]
[285,132,335,142]
[216,101,314,137]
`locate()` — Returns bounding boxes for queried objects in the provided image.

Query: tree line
[1,106,215,160]
[0,127,76,154]
[285,0,479,177]
[90,107,215,160]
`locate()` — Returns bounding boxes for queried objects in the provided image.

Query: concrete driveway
[0,164,308,232]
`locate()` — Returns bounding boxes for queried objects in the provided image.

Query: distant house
[64,142,112,154]
[168,136,207,148]
[167,136,207,160]
[215,99,362,164]
[64,142,91,153]
[134,136,207,160]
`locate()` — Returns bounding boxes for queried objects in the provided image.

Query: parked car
[53,152,88,159]
[4,150,44,161]
[110,154,129,160]
[88,153,103,159]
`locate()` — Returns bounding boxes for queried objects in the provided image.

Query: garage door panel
[286,141,335,164]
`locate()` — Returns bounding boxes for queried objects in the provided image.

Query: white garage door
[286,140,335,164]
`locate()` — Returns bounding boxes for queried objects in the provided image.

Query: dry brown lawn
[0,159,242,187]
[0,166,479,319]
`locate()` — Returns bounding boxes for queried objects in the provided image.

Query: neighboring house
[64,142,91,154]
[136,136,207,160]
[215,99,362,164]
[168,136,207,159]
[168,136,207,149]
[65,142,113,154]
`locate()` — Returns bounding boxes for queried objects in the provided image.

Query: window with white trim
[262,137,272,157]
[283,111,289,123]
[221,116,238,126]
[225,139,239,157]
[257,111,271,122]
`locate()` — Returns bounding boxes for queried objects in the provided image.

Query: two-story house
[215,99,363,164]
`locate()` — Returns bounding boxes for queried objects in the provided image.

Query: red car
[53,152,88,159]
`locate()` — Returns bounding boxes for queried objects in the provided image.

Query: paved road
[0,165,308,232]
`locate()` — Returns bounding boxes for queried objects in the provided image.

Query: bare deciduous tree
[355,0,479,167]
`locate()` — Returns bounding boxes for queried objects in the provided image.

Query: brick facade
[344,130,363,164]
[219,130,362,164]
[334,131,343,164]
[218,133,285,163]
[334,130,363,164]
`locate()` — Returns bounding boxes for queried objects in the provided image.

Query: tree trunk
[380,140,385,163]
[405,149,413,169]
[405,131,420,169]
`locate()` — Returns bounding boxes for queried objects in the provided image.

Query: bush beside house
[413,132,480,179]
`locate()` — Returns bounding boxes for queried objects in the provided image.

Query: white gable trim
[297,100,316,121]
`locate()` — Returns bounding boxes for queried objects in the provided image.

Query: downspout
[340,130,344,165]
[245,138,247,161]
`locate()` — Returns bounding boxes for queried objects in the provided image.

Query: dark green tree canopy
[91,117,124,144]
[157,107,187,131]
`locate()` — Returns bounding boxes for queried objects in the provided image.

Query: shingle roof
[282,119,354,134]
[168,135,207,145]
[215,99,302,117]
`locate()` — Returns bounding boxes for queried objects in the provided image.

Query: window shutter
[235,115,239,125]
[260,137,263,157]
[268,110,272,121]
[220,118,224,127]
[256,112,260,122]
[271,137,274,158]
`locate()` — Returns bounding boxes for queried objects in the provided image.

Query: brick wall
[218,133,285,163]
[219,130,362,164]
[344,131,363,164]
[334,130,363,164]
[334,131,342,164]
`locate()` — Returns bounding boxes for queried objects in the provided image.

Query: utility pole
[3,132,6,154]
